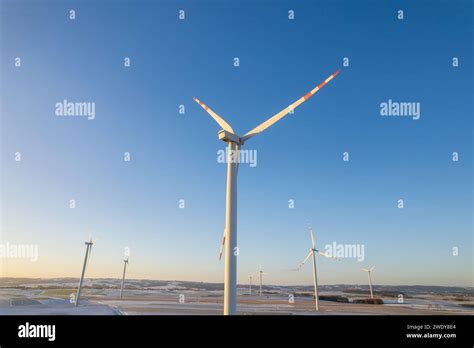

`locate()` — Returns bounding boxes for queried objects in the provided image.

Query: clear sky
[1,0,472,286]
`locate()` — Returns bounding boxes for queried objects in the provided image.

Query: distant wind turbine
[362,266,375,299]
[248,275,253,296]
[296,225,339,311]
[120,258,129,298]
[258,267,269,297]
[75,237,97,307]
[194,70,341,314]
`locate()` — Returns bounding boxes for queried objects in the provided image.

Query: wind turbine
[75,238,96,307]
[297,225,339,311]
[258,267,269,297]
[120,258,129,298]
[248,275,253,296]
[194,69,341,314]
[362,266,375,299]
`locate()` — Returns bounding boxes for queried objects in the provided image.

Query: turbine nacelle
[218,130,243,145]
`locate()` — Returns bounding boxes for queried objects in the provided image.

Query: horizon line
[0,276,472,289]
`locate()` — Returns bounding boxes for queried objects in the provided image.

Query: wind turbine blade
[310,229,315,248]
[242,70,340,141]
[304,250,313,263]
[298,250,313,269]
[317,251,338,260]
[362,268,368,272]
[218,229,226,261]
[193,97,235,133]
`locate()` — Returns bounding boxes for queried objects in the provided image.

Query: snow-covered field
[0,278,472,315]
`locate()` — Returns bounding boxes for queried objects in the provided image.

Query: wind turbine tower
[297,225,339,311]
[75,238,94,307]
[362,266,375,299]
[120,258,129,298]
[258,267,269,297]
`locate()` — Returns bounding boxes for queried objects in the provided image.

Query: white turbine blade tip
[242,70,341,142]
[193,96,234,133]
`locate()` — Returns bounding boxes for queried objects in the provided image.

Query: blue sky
[1,0,472,286]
